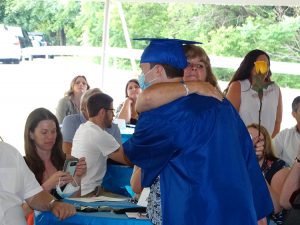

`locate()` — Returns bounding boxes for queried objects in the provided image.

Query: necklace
[71,97,80,111]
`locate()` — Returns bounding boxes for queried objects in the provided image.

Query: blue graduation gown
[124,94,273,225]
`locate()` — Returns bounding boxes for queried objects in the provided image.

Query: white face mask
[56,177,80,199]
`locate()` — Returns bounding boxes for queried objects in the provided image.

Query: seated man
[0,141,75,224]
[273,96,300,166]
[61,88,122,158]
[72,93,131,196]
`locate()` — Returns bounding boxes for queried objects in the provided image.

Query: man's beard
[105,115,112,128]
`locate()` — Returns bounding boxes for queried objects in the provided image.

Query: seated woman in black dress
[247,123,290,225]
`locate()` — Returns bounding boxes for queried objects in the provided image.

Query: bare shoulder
[227,81,241,93]
[226,81,241,111]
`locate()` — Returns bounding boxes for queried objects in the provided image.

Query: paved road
[0,58,133,154]
[0,58,299,155]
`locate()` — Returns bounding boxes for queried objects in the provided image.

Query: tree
[3,0,80,45]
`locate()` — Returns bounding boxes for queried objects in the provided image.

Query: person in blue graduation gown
[124,38,273,225]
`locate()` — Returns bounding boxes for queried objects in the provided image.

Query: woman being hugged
[56,75,90,124]
[225,49,282,138]
[116,79,141,125]
[135,44,223,113]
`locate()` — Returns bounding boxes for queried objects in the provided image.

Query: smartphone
[63,158,79,176]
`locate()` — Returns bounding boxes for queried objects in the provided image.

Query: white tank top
[239,79,280,135]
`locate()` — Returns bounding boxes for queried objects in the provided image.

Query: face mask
[138,66,158,90]
[56,177,80,199]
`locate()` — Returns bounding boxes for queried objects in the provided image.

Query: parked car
[6,26,32,49]
[28,32,48,47]
[6,25,33,61]
[28,31,55,59]
[0,24,33,63]
[0,25,22,64]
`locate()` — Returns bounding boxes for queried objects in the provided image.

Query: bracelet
[295,157,300,163]
[180,81,189,96]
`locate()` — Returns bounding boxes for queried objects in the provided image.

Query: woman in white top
[225,49,282,138]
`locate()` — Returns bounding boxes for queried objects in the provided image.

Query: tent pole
[101,0,111,89]
[117,1,137,72]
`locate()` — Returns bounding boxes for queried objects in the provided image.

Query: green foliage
[3,0,80,45]
[1,1,299,88]
[272,73,300,89]
[205,15,300,62]
[122,3,169,49]
[75,1,104,46]
[213,68,235,81]
[0,0,6,22]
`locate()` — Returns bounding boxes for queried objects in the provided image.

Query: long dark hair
[125,79,140,98]
[224,49,271,94]
[24,108,65,184]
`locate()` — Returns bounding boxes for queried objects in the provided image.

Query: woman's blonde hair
[66,75,90,97]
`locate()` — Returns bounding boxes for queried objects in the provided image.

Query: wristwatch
[49,198,58,210]
[295,157,300,163]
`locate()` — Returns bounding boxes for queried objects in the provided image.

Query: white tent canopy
[117,0,300,6]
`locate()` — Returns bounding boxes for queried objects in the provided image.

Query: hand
[43,171,73,191]
[74,157,87,177]
[124,97,134,105]
[252,134,264,158]
[191,82,224,101]
[22,203,33,218]
[51,201,76,220]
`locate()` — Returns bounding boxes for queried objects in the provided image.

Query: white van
[0,24,32,64]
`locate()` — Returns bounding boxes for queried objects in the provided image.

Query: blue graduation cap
[134,38,202,69]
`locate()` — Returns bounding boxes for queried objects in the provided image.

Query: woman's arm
[225,81,241,112]
[130,166,143,194]
[280,145,300,209]
[136,81,223,113]
[56,97,68,124]
[116,98,134,123]
[272,89,283,138]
